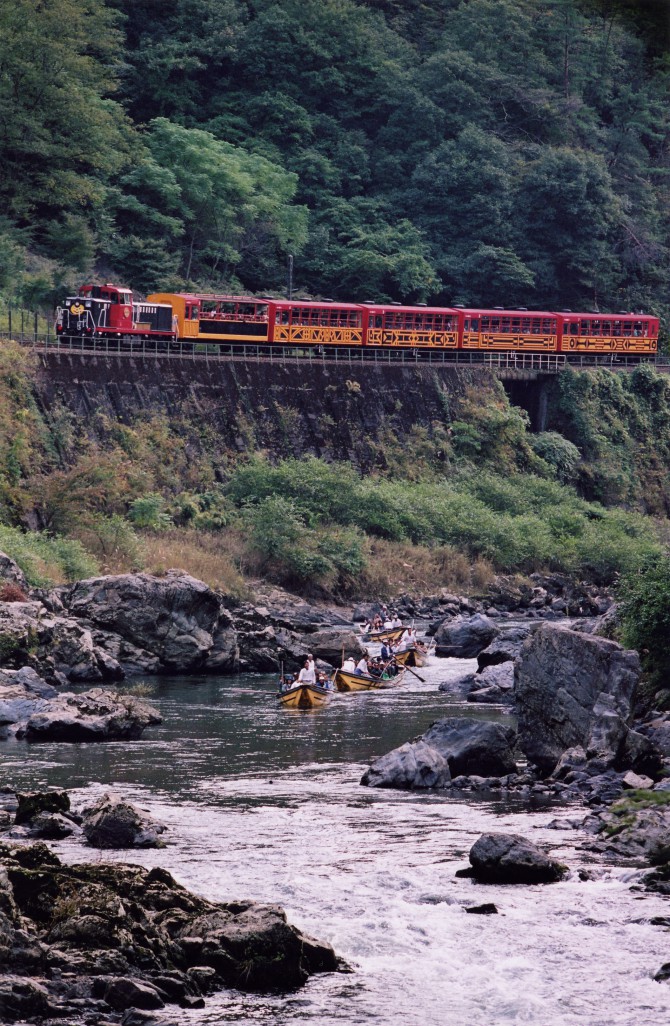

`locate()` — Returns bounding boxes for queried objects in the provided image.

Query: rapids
[2,657,669,1025]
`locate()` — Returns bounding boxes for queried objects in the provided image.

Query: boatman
[298,658,316,685]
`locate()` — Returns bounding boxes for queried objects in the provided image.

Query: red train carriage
[556,312,658,355]
[269,300,363,346]
[361,304,459,348]
[55,284,176,344]
[459,309,559,352]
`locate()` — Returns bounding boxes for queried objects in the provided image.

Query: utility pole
[287,254,294,301]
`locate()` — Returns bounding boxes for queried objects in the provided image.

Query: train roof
[458,307,558,318]
[360,303,459,314]
[272,298,361,310]
[553,310,656,320]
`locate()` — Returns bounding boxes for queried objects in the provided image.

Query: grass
[141,528,250,598]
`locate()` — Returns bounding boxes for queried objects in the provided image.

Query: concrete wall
[35,353,502,468]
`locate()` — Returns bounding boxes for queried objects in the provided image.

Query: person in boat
[392,613,403,628]
[372,614,383,630]
[297,658,316,685]
[307,652,316,676]
[383,615,394,630]
[354,655,369,676]
[380,639,394,663]
[398,627,416,651]
[280,673,296,691]
[369,657,386,679]
[384,658,399,678]
[343,654,356,672]
[361,619,372,634]
[316,670,332,689]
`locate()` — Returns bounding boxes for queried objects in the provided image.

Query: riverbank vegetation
[0,340,667,601]
[0,0,668,332]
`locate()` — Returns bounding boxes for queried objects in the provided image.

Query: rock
[464,903,498,914]
[514,623,641,775]
[60,571,239,674]
[82,794,167,849]
[422,718,518,777]
[622,771,654,790]
[0,552,29,590]
[305,629,365,668]
[466,663,515,704]
[27,812,79,840]
[476,627,533,670]
[584,792,670,868]
[104,979,165,1011]
[0,976,56,1020]
[361,740,451,790]
[434,614,499,658]
[22,688,161,742]
[464,832,567,884]
[15,790,70,824]
[0,843,340,1019]
[0,669,57,732]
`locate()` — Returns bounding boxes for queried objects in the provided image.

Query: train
[55,283,659,358]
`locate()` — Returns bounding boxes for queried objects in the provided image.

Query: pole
[287,254,294,301]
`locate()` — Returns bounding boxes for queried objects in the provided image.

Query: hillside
[0,0,668,330]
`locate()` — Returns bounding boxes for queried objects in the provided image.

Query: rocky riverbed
[0,555,669,1020]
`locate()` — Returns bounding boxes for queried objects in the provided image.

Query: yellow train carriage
[461,309,559,352]
[558,313,659,354]
[363,304,459,348]
[269,300,363,346]
[147,293,271,343]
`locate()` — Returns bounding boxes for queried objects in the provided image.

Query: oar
[402,663,426,683]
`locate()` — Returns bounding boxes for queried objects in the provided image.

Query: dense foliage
[0,0,668,325]
[618,554,670,695]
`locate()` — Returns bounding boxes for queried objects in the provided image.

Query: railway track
[2,332,668,376]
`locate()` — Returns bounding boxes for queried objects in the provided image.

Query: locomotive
[55,283,659,357]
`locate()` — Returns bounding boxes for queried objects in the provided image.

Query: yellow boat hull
[278,684,332,709]
[362,627,406,644]
[334,668,405,692]
[395,647,428,668]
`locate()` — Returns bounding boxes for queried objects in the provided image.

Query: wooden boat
[394,645,428,668]
[334,667,405,693]
[277,683,332,709]
[360,626,406,644]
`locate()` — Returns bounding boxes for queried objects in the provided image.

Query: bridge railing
[2,330,668,373]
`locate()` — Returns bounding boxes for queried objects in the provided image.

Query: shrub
[529,432,581,482]
[0,582,27,602]
[618,554,670,691]
[0,523,98,586]
[128,493,173,531]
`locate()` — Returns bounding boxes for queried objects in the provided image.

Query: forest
[0,0,669,326]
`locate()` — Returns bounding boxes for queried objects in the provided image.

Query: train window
[501,318,511,333]
[569,322,578,335]
[374,315,383,329]
[612,321,621,336]
[579,320,591,335]
[470,318,480,331]
[601,321,611,335]
[634,321,644,336]
[481,317,490,331]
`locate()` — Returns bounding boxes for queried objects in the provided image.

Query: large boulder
[0,668,57,734]
[82,793,167,849]
[514,623,641,775]
[422,718,517,777]
[305,629,365,668]
[60,571,239,673]
[461,832,567,884]
[434,614,499,658]
[476,626,533,671]
[22,688,161,742]
[0,843,341,1018]
[361,740,451,789]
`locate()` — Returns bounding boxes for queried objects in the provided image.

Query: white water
[3,659,669,1025]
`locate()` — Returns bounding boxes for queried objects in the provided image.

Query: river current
[2,656,669,1025]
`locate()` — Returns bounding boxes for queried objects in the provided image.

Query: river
[2,657,669,1025]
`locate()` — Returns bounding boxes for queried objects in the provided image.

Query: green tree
[0,0,134,266]
[618,554,670,693]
